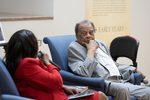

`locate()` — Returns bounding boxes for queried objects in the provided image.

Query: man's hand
[83,40,98,60]
[83,40,98,51]
[62,85,78,95]
[135,69,146,79]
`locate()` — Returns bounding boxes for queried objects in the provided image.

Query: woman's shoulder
[21,57,39,62]
[19,57,40,67]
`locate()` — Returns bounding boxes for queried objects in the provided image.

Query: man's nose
[86,32,91,37]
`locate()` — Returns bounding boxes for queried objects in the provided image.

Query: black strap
[49,60,61,70]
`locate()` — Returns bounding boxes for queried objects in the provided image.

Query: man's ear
[75,33,78,39]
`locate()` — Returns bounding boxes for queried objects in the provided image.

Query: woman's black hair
[4,29,38,76]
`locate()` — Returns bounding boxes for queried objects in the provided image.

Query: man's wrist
[87,50,95,60]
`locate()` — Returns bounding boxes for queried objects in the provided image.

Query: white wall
[0,0,150,81]
[0,0,86,59]
[130,0,150,81]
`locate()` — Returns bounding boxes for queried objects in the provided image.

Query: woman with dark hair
[5,29,39,76]
[4,29,108,100]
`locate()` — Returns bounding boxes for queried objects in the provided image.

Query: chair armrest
[60,70,105,92]
[134,73,143,85]
[1,94,35,100]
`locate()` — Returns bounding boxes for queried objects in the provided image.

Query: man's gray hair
[75,20,95,34]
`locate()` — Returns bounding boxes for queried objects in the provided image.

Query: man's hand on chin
[84,40,98,50]
[85,40,98,60]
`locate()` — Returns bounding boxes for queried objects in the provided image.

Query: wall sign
[86,0,131,46]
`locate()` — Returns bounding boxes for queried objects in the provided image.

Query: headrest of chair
[110,36,139,66]
[43,35,76,71]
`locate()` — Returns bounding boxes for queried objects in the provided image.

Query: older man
[68,20,150,100]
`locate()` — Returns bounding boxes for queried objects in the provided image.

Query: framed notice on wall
[86,0,131,46]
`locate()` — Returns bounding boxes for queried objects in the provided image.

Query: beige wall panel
[86,0,131,46]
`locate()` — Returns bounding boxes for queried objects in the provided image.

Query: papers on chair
[76,86,88,93]
[67,91,94,100]
[66,86,94,100]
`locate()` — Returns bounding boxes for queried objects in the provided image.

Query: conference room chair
[0,57,34,100]
[110,35,143,85]
[43,35,142,100]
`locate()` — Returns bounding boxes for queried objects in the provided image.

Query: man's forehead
[79,23,94,31]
